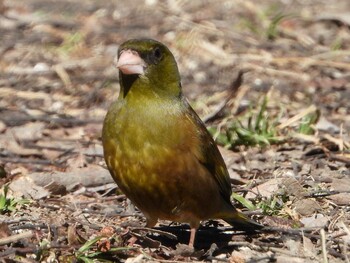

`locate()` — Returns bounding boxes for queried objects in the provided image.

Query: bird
[102,38,262,247]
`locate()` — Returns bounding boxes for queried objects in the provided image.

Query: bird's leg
[188,227,197,247]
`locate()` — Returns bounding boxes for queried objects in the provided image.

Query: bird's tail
[223,210,263,231]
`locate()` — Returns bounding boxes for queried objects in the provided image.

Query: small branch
[276,105,317,130]
[131,227,177,240]
[203,70,246,123]
[0,231,34,246]
[328,153,350,165]
[0,157,59,166]
[0,107,102,127]
[321,229,329,263]
[10,224,49,232]
[242,62,310,81]
[269,247,308,258]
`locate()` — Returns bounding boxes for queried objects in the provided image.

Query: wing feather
[184,100,232,202]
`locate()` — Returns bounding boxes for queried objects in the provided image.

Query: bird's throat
[120,73,139,98]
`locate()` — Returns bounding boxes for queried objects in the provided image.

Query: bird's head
[115,39,182,98]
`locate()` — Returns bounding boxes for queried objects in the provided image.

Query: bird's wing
[184,100,233,202]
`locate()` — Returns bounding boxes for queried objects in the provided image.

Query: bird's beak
[115,49,146,75]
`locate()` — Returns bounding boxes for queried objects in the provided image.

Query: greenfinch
[102,39,262,246]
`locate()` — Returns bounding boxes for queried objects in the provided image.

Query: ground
[0,0,349,262]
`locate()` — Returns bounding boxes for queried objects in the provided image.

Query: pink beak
[115,49,146,75]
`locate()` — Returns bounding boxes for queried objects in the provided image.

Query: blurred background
[0,0,350,261]
[1,0,349,124]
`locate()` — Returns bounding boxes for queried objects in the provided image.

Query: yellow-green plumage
[102,39,262,246]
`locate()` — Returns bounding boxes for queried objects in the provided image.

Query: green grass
[44,31,85,62]
[0,185,30,214]
[232,188,290,217]
[209,95,284,149]
[238,4,294,40]
[256,194,289,216]
[266,12,291,40]
[74,236,134,263]
[209,93,320,149]
[53,31,85,57]
[298,109,320,135]
[231,192,257,211]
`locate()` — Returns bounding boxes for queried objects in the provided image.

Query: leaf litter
[0,0,349,262]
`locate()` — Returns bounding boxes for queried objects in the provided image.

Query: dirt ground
[0,0,350,262]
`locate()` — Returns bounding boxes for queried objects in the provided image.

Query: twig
[328,153,350,165]
[262,227,325,240]
[203,70,246,123]
[26,115,102,126]
[23,142,74,153]
[10,224,49,231]
[74,194,125,205]
[329,211,345,231]
[0,107,101,127]
[128,231,161,248]
[241,62,310,81]
[267,56,350,71]
[276,105,317,130]
[131,227,177,240]
[2,217,34,224]
[85,183,118,194]
[228,240,263,250]
[53,64,72,89]
[0,157,59,166]
[305,190,340,198]
[0,247,37,257]
[269,247,308,258]
[328,248,347,261]
[310,50,350,60]
[321,228,329,263]
[0,231,33,246]
[341,222,350,237]
[159,5,259,46]
[340,222,350,263]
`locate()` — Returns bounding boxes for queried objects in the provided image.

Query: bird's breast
[102,98,204,218]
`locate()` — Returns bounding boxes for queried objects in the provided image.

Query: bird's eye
[146,46,163,65]
[153,47,162,61]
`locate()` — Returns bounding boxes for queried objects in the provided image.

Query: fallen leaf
[300,214,328,228]
[294,199,321,216]
[316,117,340,133]
[11,122,45,141]
[246,178,282,199]
[330,178,350,192]
[9,176,49,199]
[281,177,307,198]
[327,193,350,206]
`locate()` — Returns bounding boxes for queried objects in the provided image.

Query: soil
[0,0,349,262]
